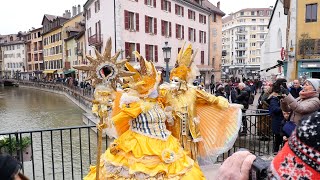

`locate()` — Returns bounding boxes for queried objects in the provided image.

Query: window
[267,11,272,16]
[201,51,204,64]
[125,42,140,61]
[199,14,206,24]
[124,10,139,31]
[260,26,264,30]
[145,44,158,62]
[251,11,255,16]
[252,19,256,22]
[95,0,100,13]
[161,20,171,37]
[251,43,256,47]
[175,24,184,39]
[212,13,217,22]
[259,11,263,16]
[188,10,196,20]
[251,35,256,38]
[240,11,244,16]
[199,31,206,43]
[175,4,184,17]
[260,19,264,22]
[145,16,157,34]
[17,45,20,49]
[306,4,318,22]
[161,0,171,12]
[87,8,91,20]
[213,28,217,37]
[188,28,196,42]
[260,34,264,39]
[145,0,156,7]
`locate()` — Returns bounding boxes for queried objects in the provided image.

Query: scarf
[299,90,318,99]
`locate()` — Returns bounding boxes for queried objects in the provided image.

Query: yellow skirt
[84,130,205,180]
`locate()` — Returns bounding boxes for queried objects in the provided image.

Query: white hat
[306,78,320,92]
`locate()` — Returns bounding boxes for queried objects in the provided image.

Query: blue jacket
[269,97,284,134]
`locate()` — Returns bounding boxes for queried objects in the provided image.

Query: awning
[43,70,57,74]
[63,69,76,74]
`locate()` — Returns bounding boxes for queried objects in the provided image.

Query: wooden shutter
[154,18,157,34]
[155,45,158,62]
[161,20,165,36]
[175,4,178,15]
[199,31,201,43]
[175,24,178,38]
[125,42,129,58]
[182,25,184,39]
[188,28,191,41]
[194,29,196,42]
[145,16,149,33]
[136,43,140,59]
[169,1,171,12]
[124,10,129,30]
[204,16,206,24]
[201,51,204,64]
[153,0,156,7]
[136,13,139,31]
[188,10,190,19]
[199,14,201,23]
[182,7,184,17]
[204,32,206,43]
[144,0,147,5]
[169,22,172,37]
[145,44,149,60]
[161,0,164,10]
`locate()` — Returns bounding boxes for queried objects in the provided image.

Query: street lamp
[162,42,171,82]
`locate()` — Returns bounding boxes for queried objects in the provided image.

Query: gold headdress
[170,43,197,82]
[125,52,160,97]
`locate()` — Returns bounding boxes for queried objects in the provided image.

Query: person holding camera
[0,155,29,180]
[280,78,320,124]
[217,111,320,180]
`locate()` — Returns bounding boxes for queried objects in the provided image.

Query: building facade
[295,0,320,79]
[260,0,287,80]
[84,0,223,86]
[26,28,44,78]
[222,8,272,80]
[2,40,26,79]
[74,31,87,82]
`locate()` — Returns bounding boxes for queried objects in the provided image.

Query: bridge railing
[0,113,273,179]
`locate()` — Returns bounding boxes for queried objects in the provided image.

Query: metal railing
[0,112,273,179]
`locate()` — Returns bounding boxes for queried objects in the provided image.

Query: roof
[222,7,273,23]
[41,14,69,25]
[202,0,225,16]
[268,0,280,29]
[29,27,42,33]
[2,40,25,46]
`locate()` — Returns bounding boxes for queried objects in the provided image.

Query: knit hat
[270,111,320,179]
[0,155,21,180]
[305,78,320,92]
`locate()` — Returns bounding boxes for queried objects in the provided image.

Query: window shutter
[188,10,190,19]
[169,2,171,12]
[144,0,147,5]
[199,31,201,43]
[182,26,184,39]
[161,0,164,10]
[125,42,129,58]
[136,43,140,54]
[145,16,149,33]
[188,28,191,41]
[145,44,149,60]
[205,32,207,43]
[153,0,156,7]
[136,13,139,31]
[204,16,206,24]
[182,7,184,17]
[169,22,172,37]
[175,4,178,15]
[199,14,201,23]
[175,24,178,38]
[124,10,129,30]
[161,20,165,36]
[194,29,196,42]
[155,45,158,62]
[154,18,157,34]
[201,51,204,64]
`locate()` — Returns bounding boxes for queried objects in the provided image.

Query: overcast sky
[0,0,276,35]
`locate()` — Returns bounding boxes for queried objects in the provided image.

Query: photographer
[280,78,320,124]
[218,111,320,180]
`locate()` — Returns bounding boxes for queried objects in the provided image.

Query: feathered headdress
[170,43,198,83]
[125,52,161,97]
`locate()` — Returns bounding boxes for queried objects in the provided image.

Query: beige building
[222,8,272,80]
[26,28,44,78]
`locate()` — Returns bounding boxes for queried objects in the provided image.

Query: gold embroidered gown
[84,98,205,180]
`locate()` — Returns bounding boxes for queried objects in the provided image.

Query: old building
[26,27,44,79]
[222,8,272,80]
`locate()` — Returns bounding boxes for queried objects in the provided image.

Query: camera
[249,156,271,180]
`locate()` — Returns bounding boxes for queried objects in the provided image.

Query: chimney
[72,6,77,17]
[217,1,220,9]
[78,4,81,14]
[68,10,71,18]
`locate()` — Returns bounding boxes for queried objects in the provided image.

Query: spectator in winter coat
[224,81,232,101]
[215,86,226,98]
[230,86,238,103]
[281,78,320,124]
[289,80,302,98]
[236,83,250,136]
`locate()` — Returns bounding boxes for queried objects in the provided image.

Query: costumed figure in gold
[83,45,205,179]
[159,43,243,162]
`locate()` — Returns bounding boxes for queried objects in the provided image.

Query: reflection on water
[0,86,84,132]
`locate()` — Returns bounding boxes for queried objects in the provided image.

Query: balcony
[88,34,103,46]
[235,47,247,51]
[235,39,247,42]
[235,30,247,34]
[235,55,247,59]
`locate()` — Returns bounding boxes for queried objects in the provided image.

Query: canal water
[0,86,106,180]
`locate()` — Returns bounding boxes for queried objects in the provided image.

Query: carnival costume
[159,44,242,161]
[82,45,205,179]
